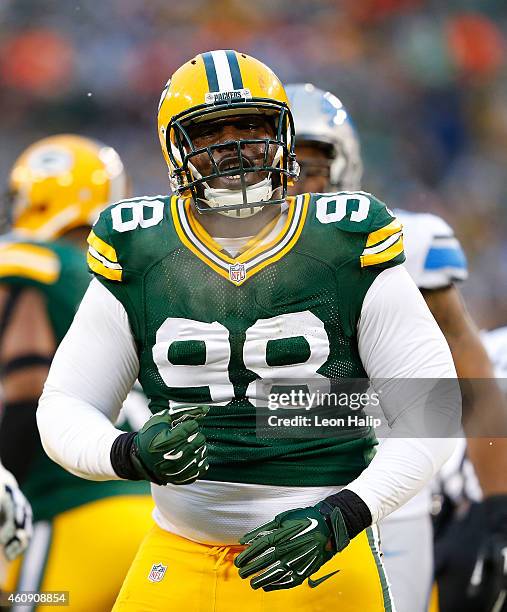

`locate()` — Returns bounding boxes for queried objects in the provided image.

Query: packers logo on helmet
[157,50,299,218]
[8,134,128,240]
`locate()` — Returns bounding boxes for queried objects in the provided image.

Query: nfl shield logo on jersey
[229,263,246,284]
[148,563,167,583]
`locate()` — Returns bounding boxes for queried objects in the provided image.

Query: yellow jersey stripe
[172,195,309,286]
[184,200,296,266]
[247,195,309,278]
[237,214,281,256]
[0,263,58,284]
[172,199,231,281]
[361,236,404,268]
[362,231,402,256]
[87,230,118,263]
[0,244,60,284]
[186,205,235,264]
[365,219,403,248]
[87,251,122,281]
[237,202,296,263]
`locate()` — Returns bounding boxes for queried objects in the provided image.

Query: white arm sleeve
[37,279,139,481]
[345,265,459,523]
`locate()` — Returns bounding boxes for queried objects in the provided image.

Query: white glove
[0,463,32,560]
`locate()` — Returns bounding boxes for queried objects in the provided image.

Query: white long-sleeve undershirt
[37,280,139,481]
[37,266,458,526]
[347,265,459,521]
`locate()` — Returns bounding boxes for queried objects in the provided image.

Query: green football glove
[132,408,209,485]
[234,503,350,591]
[111,406,209,486]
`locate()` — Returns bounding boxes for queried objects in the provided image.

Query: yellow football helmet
[157,50,299,217]
[8,134,128,240]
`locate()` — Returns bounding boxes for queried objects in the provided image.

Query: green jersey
[0,236,149,521]
[88,192,405,488]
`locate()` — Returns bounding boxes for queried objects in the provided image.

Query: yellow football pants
[5,495,154,611]
[428,584,439,612]
[113,523,393,612]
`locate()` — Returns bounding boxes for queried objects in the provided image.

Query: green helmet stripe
[202,52,219,92]
[225,50,243,90]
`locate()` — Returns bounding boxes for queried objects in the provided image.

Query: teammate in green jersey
[0,135,153,610]
[38,51,459,612]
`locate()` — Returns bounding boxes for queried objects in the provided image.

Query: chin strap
[202,177,273,218]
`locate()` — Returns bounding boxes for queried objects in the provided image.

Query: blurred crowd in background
[0,0,506,327]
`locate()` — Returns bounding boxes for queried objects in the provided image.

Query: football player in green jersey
[38,51,459,612]
[0,135,156,610]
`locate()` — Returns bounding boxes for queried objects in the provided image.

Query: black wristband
[110,432,140,480]
[319,489,372,540]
